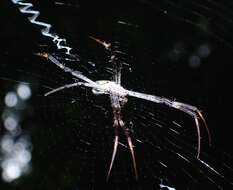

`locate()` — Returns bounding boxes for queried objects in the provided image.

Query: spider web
[1,0,233,189]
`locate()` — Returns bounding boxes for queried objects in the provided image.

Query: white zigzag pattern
[11,0,72,55]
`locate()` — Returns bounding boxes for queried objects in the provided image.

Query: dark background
[0,0,233,189]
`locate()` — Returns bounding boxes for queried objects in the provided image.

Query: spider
[37,37,211,180]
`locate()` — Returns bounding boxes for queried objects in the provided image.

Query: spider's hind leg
[123,126,138,180]
[171,101,211,158]
[196,110,211,146]
[107,120,119,181]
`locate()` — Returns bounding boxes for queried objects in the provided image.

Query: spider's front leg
[44,81,96,96]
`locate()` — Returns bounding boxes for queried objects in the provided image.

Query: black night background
[0,0,233,189]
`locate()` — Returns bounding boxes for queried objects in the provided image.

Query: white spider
[11,0,211,181]
[37,52,211,180]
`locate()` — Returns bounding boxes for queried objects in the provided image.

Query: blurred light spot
[1,109,12,121]
[1,135,14,153]
[14,141,27,152]
[0,135,32,183]
[4,92,18,107]
[198,44,211,58]
[169,42,185,61]
[1,160,21,182]
[18,137,32,151]
[4,116,18,131]
[189,55,201,68]
[17,84,31,100]
[16,150,31,164]
[9,126,22,137]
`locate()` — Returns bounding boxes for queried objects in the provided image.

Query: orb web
[1,0,233,189]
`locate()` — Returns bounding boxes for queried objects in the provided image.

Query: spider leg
[126,90,211,158]
[169,101,211,158]
[44,82,95,96]
[194,116,201,158]
[37,53,96,85]
[122,123,138,180]
[107,120,119,181]
[197,110,211,146]
[172,102,211,146]
[107,117,138,180]
[127,136,138,180]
